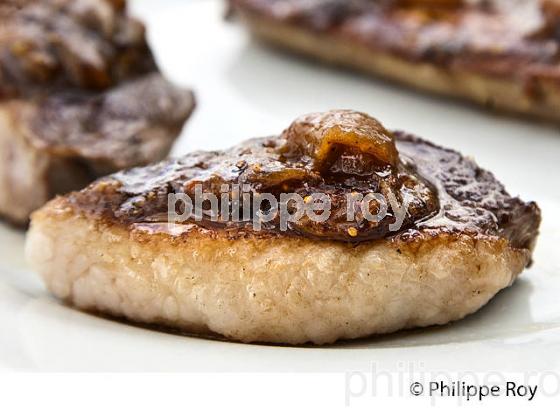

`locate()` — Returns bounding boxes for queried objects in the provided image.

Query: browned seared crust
[26,110,541,344]
[63,114,540,251]
[229,0,560,121]
[0,0,195,224]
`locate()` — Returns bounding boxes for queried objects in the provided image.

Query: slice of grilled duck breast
[26,110,540,345]
[0,0,195,225]
[228,0,560,122]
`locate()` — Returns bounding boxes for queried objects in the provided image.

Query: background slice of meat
[0,0,156,97]
[229,0,560,122]
[0,0,196,224]
[0,74,194,225]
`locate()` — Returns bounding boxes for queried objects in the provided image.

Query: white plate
[1,0,559,372]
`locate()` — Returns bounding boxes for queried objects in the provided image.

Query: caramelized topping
[67,111,436,242]
[67,110,539,247]
[279,110,399,171]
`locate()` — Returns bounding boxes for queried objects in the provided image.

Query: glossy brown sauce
[67,110,540,248]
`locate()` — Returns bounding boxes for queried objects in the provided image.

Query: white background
[1,0,559,408]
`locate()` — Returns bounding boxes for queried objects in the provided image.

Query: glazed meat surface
[66,110,540,250]
[26,110,541,344]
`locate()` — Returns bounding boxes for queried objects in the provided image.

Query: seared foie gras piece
[0,0,195,224]
[26,110,540,345]
[229,0,560,122]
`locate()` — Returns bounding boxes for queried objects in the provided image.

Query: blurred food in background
[0,0,195,225]
[229,0,560,122]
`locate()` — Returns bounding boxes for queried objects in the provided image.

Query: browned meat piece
[229,0,560,122]
[26,110,540,344]
[0,0,155,97]
[0,0,195,224]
